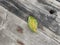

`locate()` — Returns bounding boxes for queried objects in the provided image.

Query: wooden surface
[0,0,60,45]
[0,5,60,45]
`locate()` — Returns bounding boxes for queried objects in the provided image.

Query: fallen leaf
[28,16,38,32]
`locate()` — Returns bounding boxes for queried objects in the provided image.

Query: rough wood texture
[0,0,60,45]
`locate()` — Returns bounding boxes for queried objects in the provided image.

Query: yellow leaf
[28,16,38,32]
